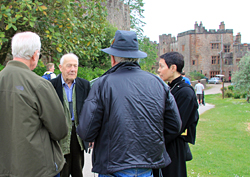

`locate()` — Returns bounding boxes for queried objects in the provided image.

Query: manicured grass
[187,94,250,177]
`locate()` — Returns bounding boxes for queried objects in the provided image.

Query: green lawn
[187,94,250,177]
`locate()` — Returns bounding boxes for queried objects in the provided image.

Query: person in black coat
[154,52,199,177]
[76,30,182,176]
[50,53,90,177]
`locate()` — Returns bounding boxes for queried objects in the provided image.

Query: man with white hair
[50,53,91,177]
[0,31,68,177]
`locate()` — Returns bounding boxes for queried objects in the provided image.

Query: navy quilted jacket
[77,62,181,174]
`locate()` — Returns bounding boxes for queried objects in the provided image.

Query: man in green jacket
[0,31,68,177]
[50,53,91,177]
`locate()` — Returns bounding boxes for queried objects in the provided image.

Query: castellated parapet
[178,22,233,38]
[105,0,130,30]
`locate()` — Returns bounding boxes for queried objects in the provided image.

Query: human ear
[32,50,39,61]
[171,64,177,72]
[111,55,116,67]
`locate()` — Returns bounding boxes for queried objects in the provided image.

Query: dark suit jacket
[50,74,91,151]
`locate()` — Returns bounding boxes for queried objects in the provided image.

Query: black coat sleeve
[163,86,182,139]
[165,86,199,144]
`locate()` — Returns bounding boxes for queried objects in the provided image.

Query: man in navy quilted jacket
[77,30,182,177]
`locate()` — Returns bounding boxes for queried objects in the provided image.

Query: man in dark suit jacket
[50,53,90,177]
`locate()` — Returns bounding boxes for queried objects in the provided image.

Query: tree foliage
[232,52,250,102]
[138,37,158,74]
[0,0,107,66]
[93,22,117,70]
[123,1,158,74]
[124,0,145,37]
[0,0,158,78]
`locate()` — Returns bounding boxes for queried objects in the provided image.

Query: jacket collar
[102,62,140,76]
[168,76,184,88]
[7,60,30,70]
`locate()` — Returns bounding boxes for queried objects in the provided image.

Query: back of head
[12,32,41,60]
[46,63,54,71]
[160,52,184,73]
[113,56,139,63]
[181,71,185,76]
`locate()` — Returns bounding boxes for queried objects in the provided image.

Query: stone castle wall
[105,0,130,30]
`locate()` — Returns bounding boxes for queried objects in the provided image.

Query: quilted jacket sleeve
[77,79,104,142]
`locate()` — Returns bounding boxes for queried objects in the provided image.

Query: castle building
[105,0,130,30]
[158,21,250,81]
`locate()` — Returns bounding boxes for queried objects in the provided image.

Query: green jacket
[60,86,84,154]
[0,61,68,177]
[50,74,91,155]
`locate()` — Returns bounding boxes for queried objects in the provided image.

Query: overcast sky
[142,0,250,44]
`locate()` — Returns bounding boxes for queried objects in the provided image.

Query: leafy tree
[124,0,145,37]
[0,0,107,66]
[138,37,158,74]
[232,52,250,102]
[123,1,158,74]
[93,22,117,70]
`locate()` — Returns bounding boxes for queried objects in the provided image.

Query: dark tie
[69,101,73,118]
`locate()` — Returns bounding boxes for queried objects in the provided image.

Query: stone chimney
[219,21,225,30]
[194,21,198,29]
[235,32,241,43]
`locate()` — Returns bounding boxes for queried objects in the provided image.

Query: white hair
[114,56,140,63]
[11,32,41,60]
[60,53,79,65]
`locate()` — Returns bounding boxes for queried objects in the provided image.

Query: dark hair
[181,72,185,75]
[160,52,184,73]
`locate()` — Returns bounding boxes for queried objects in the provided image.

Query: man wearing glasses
[0,31,68,177]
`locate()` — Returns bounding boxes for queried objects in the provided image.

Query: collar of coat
[168,76,184,88]
[7,60,30,70]
[102,62,140,76]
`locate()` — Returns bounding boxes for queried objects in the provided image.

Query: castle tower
[219,21,225,30]
[235,32,241,43]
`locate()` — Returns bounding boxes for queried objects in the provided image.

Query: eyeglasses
[35,51,42,60]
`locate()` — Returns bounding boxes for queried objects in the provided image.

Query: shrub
[33,66,46,76]
[33,60,46,76]
[225,90,233,98]
[220,87,227,92]
[78,67,105,81]
[228,85,234,91]
[1,61,106,81]
[189,71,205,81]
[233,92,241,99]
[242,92,248,98]
[0,64,4,71]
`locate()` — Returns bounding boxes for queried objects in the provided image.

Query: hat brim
[101,47,147,58]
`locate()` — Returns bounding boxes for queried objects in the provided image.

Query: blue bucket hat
[101,30,147,58]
